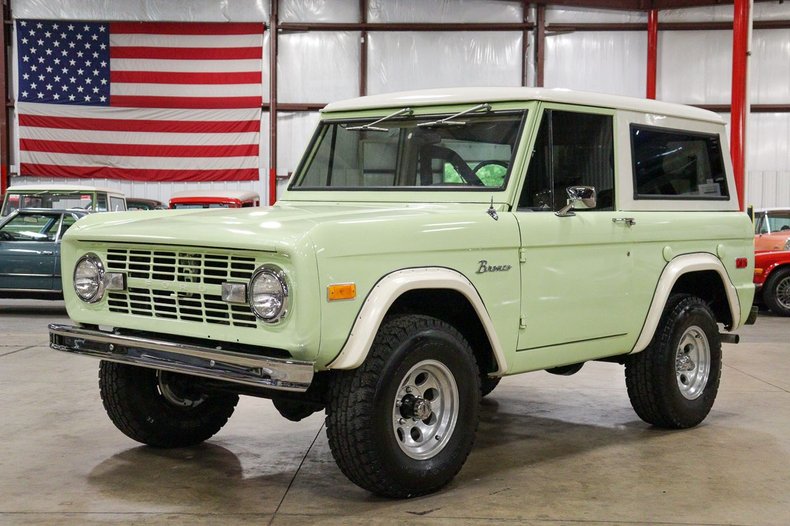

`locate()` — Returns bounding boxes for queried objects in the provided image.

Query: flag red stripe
[19,114,260,133]
[111,22,264,36]
[111,70,262,85]
[20,139,259,158]
[110,46,262,60]
[111,95,263,109]
[21,163,259,182]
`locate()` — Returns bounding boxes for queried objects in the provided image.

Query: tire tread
[625,295,722,429]
[325,314,479,498]
[99,362,238,448]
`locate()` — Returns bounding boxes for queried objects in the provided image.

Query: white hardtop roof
[170,189,260,200]
[323,87,723,124]
[6,184,126,195]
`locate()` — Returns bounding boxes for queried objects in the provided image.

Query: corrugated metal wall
[8,0,790,208]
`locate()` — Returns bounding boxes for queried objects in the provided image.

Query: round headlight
[250,266,288,322]
[73,253,105,303]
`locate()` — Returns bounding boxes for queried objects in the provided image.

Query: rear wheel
[764,267,790,317]
[325,314,480,498]
[625,295,722,429]
[99,362,238,448]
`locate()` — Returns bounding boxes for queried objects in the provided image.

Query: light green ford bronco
[51,88,757,498]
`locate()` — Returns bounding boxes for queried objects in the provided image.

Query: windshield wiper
[417,103,492,128]
[345,107,413,132]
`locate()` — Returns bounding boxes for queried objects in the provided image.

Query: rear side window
[109,196,126,211]
[631,125,728,200]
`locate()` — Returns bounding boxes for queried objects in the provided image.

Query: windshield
[291,111,525,190]
[756,210,790,234]
[2,191,95,215]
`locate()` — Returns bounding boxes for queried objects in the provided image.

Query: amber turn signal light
[328,283,356,301]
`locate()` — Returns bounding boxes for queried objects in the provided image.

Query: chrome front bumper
[49,324,314,392]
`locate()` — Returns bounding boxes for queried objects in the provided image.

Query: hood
[64,201,472,253]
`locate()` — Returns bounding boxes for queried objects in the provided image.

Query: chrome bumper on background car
[48,324,314,392]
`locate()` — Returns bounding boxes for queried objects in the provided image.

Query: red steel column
[268,0,279,206]
[646,9,658,99]
[1,1,9,196]
[731,0,751,211]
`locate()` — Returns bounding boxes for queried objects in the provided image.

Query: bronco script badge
[476,260,512,274]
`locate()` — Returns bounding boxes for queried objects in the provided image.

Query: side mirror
[556,186,597,217]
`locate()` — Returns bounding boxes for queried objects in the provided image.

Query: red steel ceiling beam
[730,0,750,211]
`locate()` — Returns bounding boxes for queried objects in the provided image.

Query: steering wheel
[473,160,509,174]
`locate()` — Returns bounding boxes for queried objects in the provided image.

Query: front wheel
[325,314,481,498]
[764,267,790,317]
[625,295,722,429]
[99,362,238,448]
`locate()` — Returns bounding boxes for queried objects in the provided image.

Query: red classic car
[754,250,790,316]
[754,208,790,252]
[168,190,260,209]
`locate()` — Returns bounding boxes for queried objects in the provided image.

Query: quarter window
[631,125,728,199]
[109,196,126,211]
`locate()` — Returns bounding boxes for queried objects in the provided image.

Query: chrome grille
[107,288,258,328]
[105,247,258,328]
[106,248,256,285]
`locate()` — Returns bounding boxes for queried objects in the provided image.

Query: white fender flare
[327,267,508,374]
[630,253,741,354]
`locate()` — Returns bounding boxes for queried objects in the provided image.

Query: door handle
[41,251,54,255]
[612,217,636,227]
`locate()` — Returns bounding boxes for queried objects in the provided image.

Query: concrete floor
[1,300,789,526]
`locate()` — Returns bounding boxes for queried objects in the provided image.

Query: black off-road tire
[99,362,239,448]
[480,375,501,397]
[625,294,722,429]
[325,314,481,498]
[763,267,790,317]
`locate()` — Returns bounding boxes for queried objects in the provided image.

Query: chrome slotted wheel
[776,275,790,310]
[675,325,711,400]
[392,359,459,460]
[157,371,207,408]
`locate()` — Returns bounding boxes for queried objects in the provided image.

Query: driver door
[512,106,636,371]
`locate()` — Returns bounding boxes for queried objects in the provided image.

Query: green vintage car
[50,88,756,498]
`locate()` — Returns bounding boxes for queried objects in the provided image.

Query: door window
[518,110,615,211]
[0,213,61,241]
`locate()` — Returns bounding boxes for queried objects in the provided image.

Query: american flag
[16,20,263,182]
